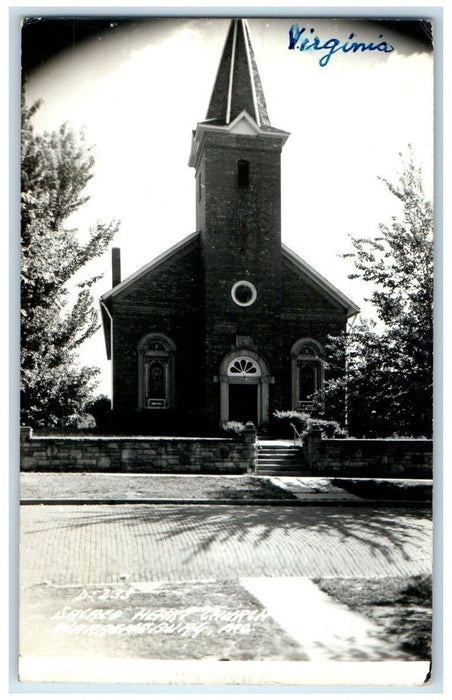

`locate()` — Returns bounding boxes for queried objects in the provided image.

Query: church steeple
[189,19,288,171]
[206,19,270,127]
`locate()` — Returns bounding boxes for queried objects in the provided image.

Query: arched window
[138,333,176,409]
[291,338,324,410]
[227,356,261,377]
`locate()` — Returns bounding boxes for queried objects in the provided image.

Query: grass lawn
[331,478,432,502]
[21,473,298,501]
[316,575,432,660]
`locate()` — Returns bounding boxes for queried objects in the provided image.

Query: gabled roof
[100,231,200,359]
[100,237,359,359]
[100,234,360,311]
[282,244,360,318]
[206,19,270,127]
[100,231,200,302]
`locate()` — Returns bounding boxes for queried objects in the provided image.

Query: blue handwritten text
[288,24,394,67]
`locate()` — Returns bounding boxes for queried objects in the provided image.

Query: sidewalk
[20,472,432,506]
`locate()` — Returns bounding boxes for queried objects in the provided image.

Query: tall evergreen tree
[325,150,433,437]
[21,97,119,428]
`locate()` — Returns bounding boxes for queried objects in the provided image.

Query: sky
[23,16,434,397]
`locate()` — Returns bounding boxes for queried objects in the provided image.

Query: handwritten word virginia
[288,24,394,67]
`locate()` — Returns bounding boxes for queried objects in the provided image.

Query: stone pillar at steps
[244,422,257,474]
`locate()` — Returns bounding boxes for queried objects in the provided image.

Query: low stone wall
[20,425,257,474]
[304,429,432,478]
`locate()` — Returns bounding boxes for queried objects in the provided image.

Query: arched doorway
[219,349,271,426]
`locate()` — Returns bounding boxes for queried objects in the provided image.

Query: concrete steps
[256,443,311,476]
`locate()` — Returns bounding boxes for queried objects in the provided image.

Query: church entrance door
[219,351,271,427]
[229,384,258,424]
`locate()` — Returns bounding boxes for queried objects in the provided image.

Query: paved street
[19,502,433,682]
[20,503,432,586]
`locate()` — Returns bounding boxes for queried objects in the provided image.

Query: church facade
[100,19,359,434]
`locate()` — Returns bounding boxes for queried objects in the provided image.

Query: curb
[20,498,432,507]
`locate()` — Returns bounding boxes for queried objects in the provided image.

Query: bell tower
[188,19,290,425]
[189,20,289,293]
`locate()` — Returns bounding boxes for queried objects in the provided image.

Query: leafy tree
[325,150,433,437]
[21,97,119,428]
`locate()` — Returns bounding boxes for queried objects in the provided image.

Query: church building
[100,19,359,434]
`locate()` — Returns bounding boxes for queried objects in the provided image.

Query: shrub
[222,421,246,437]
[272,410,311,438]
[272,410,347,439]
[307,418,347,439]
[85,395,112,431]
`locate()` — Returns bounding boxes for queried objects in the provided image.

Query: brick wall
[109,240,204,414]
[304,429,432,478]
[20,425,257,474]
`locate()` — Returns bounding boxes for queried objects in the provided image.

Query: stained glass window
[138,333,176,409]
[291,339,324,410]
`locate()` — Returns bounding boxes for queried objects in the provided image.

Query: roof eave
[282,243,360,318]
[100,231,200,302]
[100,300,112,359]
[188,117,290,169]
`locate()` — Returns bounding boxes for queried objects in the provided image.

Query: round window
[231,280,257,307]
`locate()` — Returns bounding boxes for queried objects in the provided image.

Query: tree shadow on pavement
[24,504,431,568]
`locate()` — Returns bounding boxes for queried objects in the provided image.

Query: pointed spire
[206,19,271,127]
